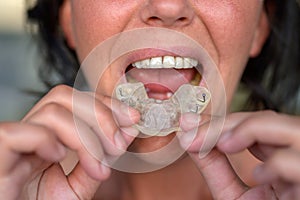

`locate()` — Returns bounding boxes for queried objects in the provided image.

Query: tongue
[144,83,172,93]
[127,68,196,96]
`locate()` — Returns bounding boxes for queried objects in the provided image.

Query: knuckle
[36,103,68,123]
[96,94,112,106]
[47,84,72,99]
[261,110,278,118]
[0,123,11,142]
[40,102,63,115]
[94,103,113,121]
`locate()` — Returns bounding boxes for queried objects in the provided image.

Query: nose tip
[141,0,194,27]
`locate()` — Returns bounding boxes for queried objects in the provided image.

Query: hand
[179,111,300,199]
[0,85,140,199]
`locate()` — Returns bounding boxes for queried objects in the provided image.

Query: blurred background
[0,1,45,120]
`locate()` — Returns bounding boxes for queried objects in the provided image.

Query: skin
[0,0,300,199]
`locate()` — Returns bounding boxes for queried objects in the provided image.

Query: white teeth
[163,56,175,68]
[150,57,162,68]
[175,57,184,69]
[166,92,173,98]
[132,56,198,69]
[184,58,194,68]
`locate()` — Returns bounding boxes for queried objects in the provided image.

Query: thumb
[67,163,105,199]
[67,150,111,199]
[189,149,247,200]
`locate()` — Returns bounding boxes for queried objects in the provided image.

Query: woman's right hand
[0,85,140,200]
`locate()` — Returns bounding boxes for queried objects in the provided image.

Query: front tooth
[150,57,163,68]
[140,59,150,68]
[132,57,198,69]
[163,56,175,68]
[183,58,193,68]
[175,57,184,69]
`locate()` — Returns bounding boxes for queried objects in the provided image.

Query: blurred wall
[0,1,44,121]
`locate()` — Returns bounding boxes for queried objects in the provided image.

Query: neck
[116,155,211,200]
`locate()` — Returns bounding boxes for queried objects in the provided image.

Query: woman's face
[61,0,269,152]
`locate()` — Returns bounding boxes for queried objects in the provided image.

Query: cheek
[195,1,263,104]
[199,1,262,63]
[70,1,139,62]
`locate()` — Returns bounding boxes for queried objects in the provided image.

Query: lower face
[68,0,267,153]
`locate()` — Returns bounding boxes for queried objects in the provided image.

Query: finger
[178,116,224,157]
[218,111,298,153]
[189,150,246,200]
[0,155,43,200]
[76,148,111,181]
[0,122,66,174]
[37,163,107,199]
[25,86,139,150]
[67,161,110,199]
[254,148,300,184]
[178,121,210,153]
[92,92,140,126]
[248,143,281,161]
[26,104,110,180]
[179,113,201,132]
[25,85,139,126]
[222,112,253,132]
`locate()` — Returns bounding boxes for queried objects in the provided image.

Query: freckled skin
[62,0,269,153]
[67,0,267,106]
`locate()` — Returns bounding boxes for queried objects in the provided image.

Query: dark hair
[27,0,300,114]
[27,0,79,87]
[242,0,300,114]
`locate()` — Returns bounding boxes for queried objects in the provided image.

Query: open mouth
[125,55,203,100]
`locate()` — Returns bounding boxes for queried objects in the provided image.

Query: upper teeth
[132,56,198,69]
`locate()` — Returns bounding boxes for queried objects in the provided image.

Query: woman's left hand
[180,111,300,199]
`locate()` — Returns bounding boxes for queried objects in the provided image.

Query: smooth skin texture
[0,0,300,199]
[0,86,140,199]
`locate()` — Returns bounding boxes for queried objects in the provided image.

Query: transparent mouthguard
[116,82,211,136]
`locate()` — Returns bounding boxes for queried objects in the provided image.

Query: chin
[127,133,186,166]
[128,133,176,153]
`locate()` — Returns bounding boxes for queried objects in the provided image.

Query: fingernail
[218,131,232,144]
[121,104,140,123]
[114,130,127,149]
[198,150,210,159]
[121,127,139,137]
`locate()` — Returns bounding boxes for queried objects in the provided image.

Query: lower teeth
[115,82,210,136]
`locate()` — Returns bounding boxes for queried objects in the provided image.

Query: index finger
[218,111,300,153]
[189,150,246,200]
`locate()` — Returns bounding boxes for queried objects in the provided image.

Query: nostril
[148,16,161,24]
[149,16,160,21]
[178,17,187,21]
[147,16,190,26]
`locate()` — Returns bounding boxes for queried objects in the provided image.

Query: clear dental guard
[116,82,211,136]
